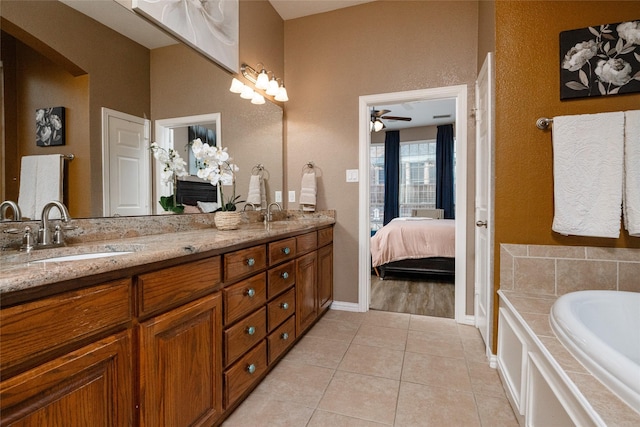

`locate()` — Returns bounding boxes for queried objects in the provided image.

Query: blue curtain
[383,130,400,225]
[436,124,455,219]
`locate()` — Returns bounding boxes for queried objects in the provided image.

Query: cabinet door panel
[296,251,317,335]
[139,293,222,427]
[0,331,132,427]
[0,278,131,379]
[318,244,333,314]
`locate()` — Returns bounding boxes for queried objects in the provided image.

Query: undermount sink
[33,251,133,263]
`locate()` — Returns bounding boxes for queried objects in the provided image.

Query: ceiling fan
[370,108,412,132]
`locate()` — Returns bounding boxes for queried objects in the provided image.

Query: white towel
[18,155,63,220]
[624,110,640,236]
[299,170,317,212]
[260,177,267,210]
[246,174,262,208]
[552,112,624,238]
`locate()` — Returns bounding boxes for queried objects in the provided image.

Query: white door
[102,108,151,217]
[474,53,495,358]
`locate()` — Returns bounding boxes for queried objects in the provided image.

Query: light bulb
[373,119,384,132]
[275,84,288,102]
[240,85,254,99]
[256,70,269,90]
[229,78,244,93]
[251,93,265,105]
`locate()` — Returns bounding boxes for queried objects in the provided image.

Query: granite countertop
[498,290,640,425]
[0,216,335,296]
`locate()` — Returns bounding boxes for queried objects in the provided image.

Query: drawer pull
[245,288,256,298]
[281,272,289,279]
[282,247,291,255]
[246,326,256,335]
[246,257,255,267]
[280,302,289,310]
[281,332,289,340]
[247,363,256,374]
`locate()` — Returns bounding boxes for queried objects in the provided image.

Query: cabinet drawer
[267,260,295,298]
[137,257,221,317]
[223,273,267,325]
[296,231,317,255]
[268,237,296,265]
[224,245,266,282]
[224,307,267,366]
[267,288,295,332]
[318,227,333,247]
[0,279,131,378]
[267,316,296,365]
[224,340,267,409]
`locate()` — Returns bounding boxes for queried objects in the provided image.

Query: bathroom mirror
[1,0,283,220]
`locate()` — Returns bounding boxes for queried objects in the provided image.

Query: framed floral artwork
[560,20,640,100]
[132,0,239,73]
[36,107,65,146]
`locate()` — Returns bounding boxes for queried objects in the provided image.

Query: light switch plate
[288,190,296,202]
[275,191,282,203]
[346,169,359,182]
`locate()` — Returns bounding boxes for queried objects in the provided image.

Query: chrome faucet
[243,202,257,212]
[38,201,71,247]
[0,200,22,221]
[266,202,282,222]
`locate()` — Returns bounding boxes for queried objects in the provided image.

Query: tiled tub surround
[498,244,640,426]
[0,210,335,296]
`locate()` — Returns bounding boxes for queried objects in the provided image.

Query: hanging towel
[624,110,640,237]
[260,177,267,210]
[18,155,63,220]
[551,112,624,238]
[246,174,262,208]
[299,170,317,212]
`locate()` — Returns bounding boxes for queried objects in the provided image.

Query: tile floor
[222,309,519,427]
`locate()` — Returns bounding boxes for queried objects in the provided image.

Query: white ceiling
[268,0,377,20]
[60,1,455,130]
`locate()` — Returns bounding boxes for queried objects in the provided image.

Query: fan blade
[381,115,412,121]
[372,109,391,117]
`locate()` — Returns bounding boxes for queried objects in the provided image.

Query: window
[370,139,455,231]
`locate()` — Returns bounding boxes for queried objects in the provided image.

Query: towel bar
[61,154,74,160]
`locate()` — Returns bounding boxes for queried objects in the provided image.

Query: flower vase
[214,211,242,230]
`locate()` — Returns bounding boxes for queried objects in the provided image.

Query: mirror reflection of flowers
[150,142,188,213]
[36,108,63,146]
[562,21,640,96]
[191,138,243,211]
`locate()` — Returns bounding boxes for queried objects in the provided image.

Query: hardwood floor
[370,274,454,318]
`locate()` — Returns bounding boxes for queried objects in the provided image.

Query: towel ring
[252,164,264,176]
[302,162,314,172]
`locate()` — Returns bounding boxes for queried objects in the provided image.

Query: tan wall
[494,1,640,346]
[284,1,479,304]
[1,0,150,217]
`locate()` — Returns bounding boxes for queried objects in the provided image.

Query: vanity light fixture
[229,63,289,103]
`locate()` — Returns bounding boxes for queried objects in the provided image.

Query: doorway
[358,85,470,324]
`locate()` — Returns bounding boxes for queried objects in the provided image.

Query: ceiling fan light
[256,69,269,90]
[240,85,255,99]
[275,84,288,102]
[229,78,244,94]
[373,119,384,132]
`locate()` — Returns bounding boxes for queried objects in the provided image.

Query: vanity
[0,213,334,426]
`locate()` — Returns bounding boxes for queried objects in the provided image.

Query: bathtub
[550,290,640,413]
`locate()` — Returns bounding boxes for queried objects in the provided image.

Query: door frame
[101,107,151,217]
[358,85,469,323]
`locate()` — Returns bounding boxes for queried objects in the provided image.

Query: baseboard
[329,301,362,312]
[460,314,475,325]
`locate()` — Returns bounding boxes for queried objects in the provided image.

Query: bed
[370,217,455,280]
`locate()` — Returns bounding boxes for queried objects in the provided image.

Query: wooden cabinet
[0,330,133,426]
[318,243,333,314]
[296,251,318,335]
[139,293,223,427]
[1,223,333,427]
